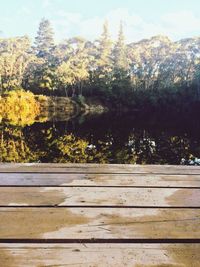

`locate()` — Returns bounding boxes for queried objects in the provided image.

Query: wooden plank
[0,187,199,207]
[0,244,199,267]
[0,173,200,187]
[0,208,199,239]
[1,164,200,174]
[1,163,200,169]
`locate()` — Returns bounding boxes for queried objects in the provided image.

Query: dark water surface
[1,111,200,164]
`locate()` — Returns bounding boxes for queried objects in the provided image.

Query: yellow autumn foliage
[0,89,47,126]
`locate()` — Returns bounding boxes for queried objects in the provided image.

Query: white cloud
[162,10,200,28]
[17,6,31,16]
[161,11,200,39]
[42,0,52,9]
[52,11,82,39]
[52,8,200,43]
[57,11,82,24]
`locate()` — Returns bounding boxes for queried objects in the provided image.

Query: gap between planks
[0,238,200,244]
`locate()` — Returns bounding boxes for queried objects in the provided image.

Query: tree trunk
[72,87,76,97]
[64,87,68,97]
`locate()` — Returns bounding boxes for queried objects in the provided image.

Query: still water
[1,111,200,164]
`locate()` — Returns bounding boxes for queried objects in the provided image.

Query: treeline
[1,18,200,110]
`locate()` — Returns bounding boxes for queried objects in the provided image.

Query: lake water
[1,111,200,164]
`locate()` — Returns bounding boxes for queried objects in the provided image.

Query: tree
[111,22,131,105]
[23,56,56,93]
[97,21,113,71]
[113,22,128,70]
[0,36,33,93]
[128,35,173,90]
[55,61,75,96]
[55,37,90,96]
[92,21,113,96]
[194,62,200,100]
[34,18,55,58]
[29,19,56,93]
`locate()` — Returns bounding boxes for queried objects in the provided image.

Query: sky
[1,0,200,43]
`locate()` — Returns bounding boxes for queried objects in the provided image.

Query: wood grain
[0,244,199,267]
[0,207,199,239]
[0,163,199,266]
[1,163,200,174]
[0,187,199,207]
[0,173,200,187]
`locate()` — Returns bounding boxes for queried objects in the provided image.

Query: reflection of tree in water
[28,128,113,163]
[126,132,197,165]
[0,109,200,164]
[0,127,40,162]
[0,117,200,164]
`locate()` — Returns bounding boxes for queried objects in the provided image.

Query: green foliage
[113,22,128,70]
[72,95,86,106]
[0,36,32,92]
[0,19,200,110]
[97,21,113,68]
[34,18,55,58]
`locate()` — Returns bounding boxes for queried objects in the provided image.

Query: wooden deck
[0,163,199,266]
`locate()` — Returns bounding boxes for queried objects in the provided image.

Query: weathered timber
[0,163,199,266]
[1,163,200,174]
[0,207,199,239]
[0,244,199,267]
[0,187,199,207]
[0,173,199,187]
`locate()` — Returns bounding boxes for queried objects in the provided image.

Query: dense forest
[1,18,200,110]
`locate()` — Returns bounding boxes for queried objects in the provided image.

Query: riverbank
[38,95,109,121]
[0,90,110,125]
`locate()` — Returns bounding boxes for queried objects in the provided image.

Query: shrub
[0,89,41,126]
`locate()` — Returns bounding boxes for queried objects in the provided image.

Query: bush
[0,89,41,126]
